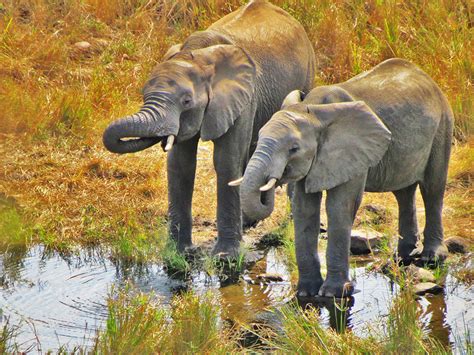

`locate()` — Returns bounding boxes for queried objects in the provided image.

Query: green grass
[93,287,235,354]
[0,205,31,249]
[383,287,446,354]
[266,301,380,353]
[158,238,191,277]
[0,319,19,354]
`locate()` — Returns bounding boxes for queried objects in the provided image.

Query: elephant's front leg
[167,135,199,251]
[319,174,366,298]
[293,180,323,297]
[212,121,252,258]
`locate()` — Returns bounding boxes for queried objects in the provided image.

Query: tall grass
[265,287,447,354]
[0,319,19,354]
[0,0,471,140]
[93,288,235,353]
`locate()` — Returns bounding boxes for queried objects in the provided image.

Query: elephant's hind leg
[419,118,452,265]
[168,135,199,251]
[393,183,420,264]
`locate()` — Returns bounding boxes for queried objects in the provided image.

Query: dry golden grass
[0,0,472,249]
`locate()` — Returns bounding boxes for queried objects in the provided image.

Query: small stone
[74,41,91,51]
[363,204,385,214]
[244,250,264,265]
[242,274,255,284]
[414,282,443,295]
[406,264,435,282]
[350,229,383,255]
[445,237,468,254]
[257,273,284,282]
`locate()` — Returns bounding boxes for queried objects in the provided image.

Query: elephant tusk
[164,135,175,151]
[228,177,244,186]
[259,178,277,191]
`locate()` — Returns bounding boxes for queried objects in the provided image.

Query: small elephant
[102,0,316,257]
[235,58,453,297]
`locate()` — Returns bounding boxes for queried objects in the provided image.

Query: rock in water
[405,264,435,282]
[414,282,443,295]
[445,236,469,254]
[257,273,284,282]
[350,229,382,255]
[244,250,264,265]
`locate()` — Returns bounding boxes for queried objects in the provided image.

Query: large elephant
[235,58,453,297]
[102,0,315,256]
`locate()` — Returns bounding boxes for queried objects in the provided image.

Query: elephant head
[235,90,392,221]
[103,44,256,153]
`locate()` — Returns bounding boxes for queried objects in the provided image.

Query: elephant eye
[182,94,193,107]
[289,145,300,155]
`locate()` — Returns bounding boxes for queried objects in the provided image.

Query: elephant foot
[296,277,324,297]
[318,278,355,298]
[395,245,422,265]
[212,239,241,260]
[417,243,448,268]
[172,237,193,253]
[183,244,202,258]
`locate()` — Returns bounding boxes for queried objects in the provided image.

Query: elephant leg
[419,123,451,265]
[293,180,323,297]
[319,174,366,298]
[393,183,420,263]
[212,116,253,258]
[167,135,199,251]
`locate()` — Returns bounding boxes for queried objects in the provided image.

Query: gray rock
[257,273,284,282]
[414,282,443,295]
[362,203,385,214]
[406,264,435,282]
[350,229,383,255]
[445,236,469,254]
[244,250,264,265]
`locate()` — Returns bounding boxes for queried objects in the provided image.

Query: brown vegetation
[0,0,472,248]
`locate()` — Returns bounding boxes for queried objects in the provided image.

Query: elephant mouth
[260,189,273,205]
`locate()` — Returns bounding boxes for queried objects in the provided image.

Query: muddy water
[0,245,472,352]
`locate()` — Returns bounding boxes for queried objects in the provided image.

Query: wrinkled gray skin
[240,58,453,297]
[102,0,315,257]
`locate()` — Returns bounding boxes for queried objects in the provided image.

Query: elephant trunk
[103,95,180,154]
[240,149,278,222]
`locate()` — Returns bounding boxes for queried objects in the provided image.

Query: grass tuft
[94,287,236,354]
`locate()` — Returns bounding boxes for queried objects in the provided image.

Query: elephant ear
[162,43,182,61]
[281,90,305,109]
[193,44,256,141]
[305,101,392,193]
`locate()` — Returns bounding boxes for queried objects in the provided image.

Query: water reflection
[0,244,471,352]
